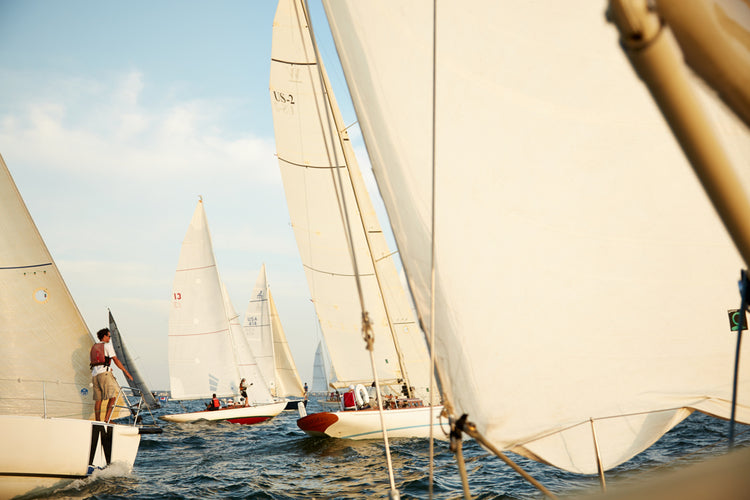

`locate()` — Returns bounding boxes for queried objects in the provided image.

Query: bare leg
[104,399,115,422]
[94,400,102,421]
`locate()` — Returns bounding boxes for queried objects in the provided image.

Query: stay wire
[428,0,438,498]
[301,0,400,494]
[729,269,749,447]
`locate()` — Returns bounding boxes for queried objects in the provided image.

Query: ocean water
[34,400,750,499]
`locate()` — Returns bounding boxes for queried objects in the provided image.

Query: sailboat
[242,264,307,410]
[321,0,750,491]
[0,153,145,498]
[162,199,286,424]
[270,0,444,440]
[108,309,160,410]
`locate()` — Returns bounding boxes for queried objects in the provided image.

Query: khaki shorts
[92,371,118,401]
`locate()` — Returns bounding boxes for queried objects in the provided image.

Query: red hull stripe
[226,416,273,425]
[297,412,339,434]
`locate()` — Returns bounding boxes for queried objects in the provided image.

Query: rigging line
[730,269,748,447]
[304,3,415,400]
[293,0,363,309]
[301,0,399,494]
[449,415,472,500]
[428,0,439,497]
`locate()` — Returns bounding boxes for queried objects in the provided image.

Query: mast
[300,3,415,397]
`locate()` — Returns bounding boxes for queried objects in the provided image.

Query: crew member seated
[207,393,220,411]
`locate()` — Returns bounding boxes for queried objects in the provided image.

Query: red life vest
[211,397,220,409]
[343,391,356,409]
[89,343,111,369]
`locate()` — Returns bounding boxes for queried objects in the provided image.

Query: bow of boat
[297,411,339,437]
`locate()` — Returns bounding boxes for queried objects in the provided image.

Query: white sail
[322,0,750,474]
[168,200,242,400]
[311,339,332,393]
[269,0,432,399]
[242,264,277,394]
[269,288,305,397]
[0,154,101,420]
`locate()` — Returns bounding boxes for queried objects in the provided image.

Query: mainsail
[269,0,432,399]
[109,309,160,409]
[322,0,750,474]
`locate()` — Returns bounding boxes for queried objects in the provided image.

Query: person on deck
[239,378,249,406]
[368,382,378,409]
[207,394,220,411]
[91,328,133,422]
[342,385,357,411]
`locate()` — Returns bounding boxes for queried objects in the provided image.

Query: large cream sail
[269,0,431,398]
[0,154,97,419]
[322,0,750,474]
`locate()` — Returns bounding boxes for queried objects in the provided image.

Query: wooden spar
[608,0,750,269]
[591,418,607,491]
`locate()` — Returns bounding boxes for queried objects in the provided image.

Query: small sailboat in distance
[161,199,286,424]
[243,264,307,410]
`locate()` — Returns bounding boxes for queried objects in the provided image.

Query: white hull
[160,400,286,424]
[297,406,447,440]
[0,415,141,500]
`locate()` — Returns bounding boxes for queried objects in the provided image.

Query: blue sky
[0,1,378,390]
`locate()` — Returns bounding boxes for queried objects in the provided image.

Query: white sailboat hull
[0,415,141,500]
[160,400,286,425]
[297,406,447,440]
